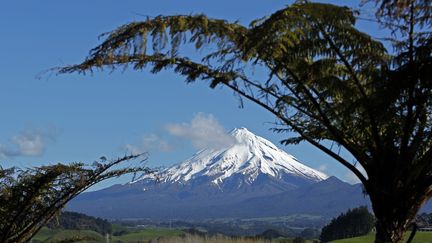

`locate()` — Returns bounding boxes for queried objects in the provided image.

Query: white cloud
[123,113,234,154]
[123,134,172,154]
[0,144,20,158]
[0,127,58,158]
[11,132,45,156]
[318,163,328,172]
[166,113,235,150]
[141,134,172,152]
[123,144,143,155]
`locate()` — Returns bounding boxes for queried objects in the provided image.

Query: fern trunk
[375,219,406,243]
[370,183,427,243]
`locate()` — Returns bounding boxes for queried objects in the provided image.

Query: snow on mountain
[69,128,366,221]
[139,127,327,186]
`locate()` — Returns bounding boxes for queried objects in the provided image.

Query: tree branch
[222,81,369,185]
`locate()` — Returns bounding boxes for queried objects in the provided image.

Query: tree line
[320,206,375,242]
[46,211,112,235]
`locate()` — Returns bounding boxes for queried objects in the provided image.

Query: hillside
[46,211,111,235]
[68,128,371,221]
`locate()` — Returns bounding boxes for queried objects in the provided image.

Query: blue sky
[0,0,381,190]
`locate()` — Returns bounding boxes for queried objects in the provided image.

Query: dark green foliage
[46,211,112,235]
[293,236,306,243]
[320,206,375,242]
[0,154,150,243]
[368,0,432,34]
[59,1,432,242]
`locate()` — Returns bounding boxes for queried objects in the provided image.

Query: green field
[33,227,184,242]
[330,232,432,243]
[112,228,185,242]
[32,227,316,242]
[33,228,105,242]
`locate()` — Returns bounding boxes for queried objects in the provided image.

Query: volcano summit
[68,128,367,220]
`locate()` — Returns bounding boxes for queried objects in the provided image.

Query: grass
[33,227,184,242]
[32,227,56,241]
[151,234,275,243]
[32,227,104,242]
[330,231,432,243]
[135,234,315,243]
[33,227,317,242]
[111,227,185,242]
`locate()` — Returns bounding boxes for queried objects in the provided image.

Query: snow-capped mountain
[139,127,327,187]
[68,127,370,221]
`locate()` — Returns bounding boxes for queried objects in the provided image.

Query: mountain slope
[68,128,370,220]
[141,127,327,187]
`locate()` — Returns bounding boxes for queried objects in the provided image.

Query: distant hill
[68,128,370,220]
[46,211,111,235]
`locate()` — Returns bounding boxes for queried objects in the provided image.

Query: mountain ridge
[136,127,327,188]
[68,127,371,220]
